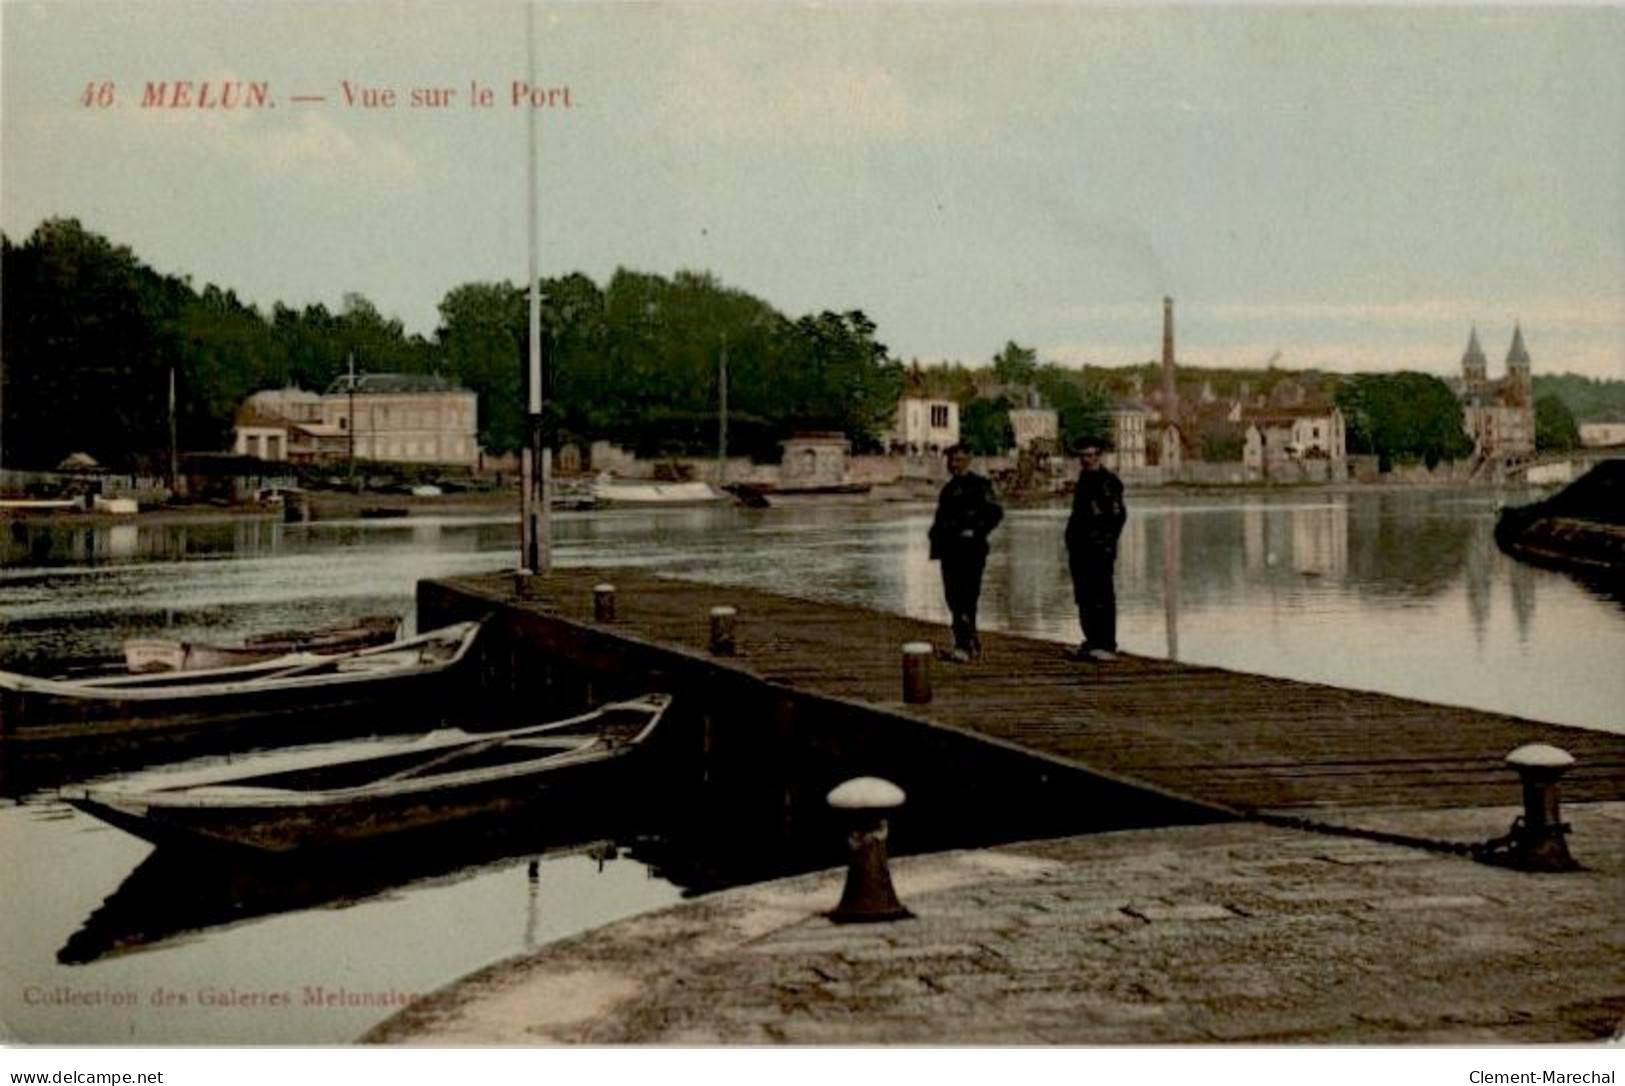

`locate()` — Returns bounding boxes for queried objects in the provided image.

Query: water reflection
[1341,492,1476,598]
[3,493,1620,734]
[3,488,1622,1044]
[57,830,625,967]
[1163,509,1180,661]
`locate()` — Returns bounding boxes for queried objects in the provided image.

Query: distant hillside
[1532,373,1625,422]
[917,361,1623,422]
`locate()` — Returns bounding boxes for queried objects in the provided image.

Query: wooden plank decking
[432,568,1625,816]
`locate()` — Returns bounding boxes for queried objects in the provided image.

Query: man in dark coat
[1065,436,1126,661]
[929,445,1004,662]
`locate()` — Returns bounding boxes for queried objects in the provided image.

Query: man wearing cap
[928,445,1003,662]
[1065,436,1126,661]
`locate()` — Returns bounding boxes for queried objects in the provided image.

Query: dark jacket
[929,471,1004,560]
[1066,468,1126,555]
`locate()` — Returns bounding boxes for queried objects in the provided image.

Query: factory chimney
[1161,296,1178,420]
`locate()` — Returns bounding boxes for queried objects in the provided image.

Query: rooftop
[326,373,459,395]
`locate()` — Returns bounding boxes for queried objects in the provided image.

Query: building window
[930,404,949,428]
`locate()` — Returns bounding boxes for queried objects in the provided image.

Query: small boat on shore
[551,478,599,510]
[591,474,729,507]
[68,693,671,853]
[124,615,402,673]
[0,620,485,747]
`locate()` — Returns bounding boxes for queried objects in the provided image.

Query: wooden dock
[421,568,1625,833]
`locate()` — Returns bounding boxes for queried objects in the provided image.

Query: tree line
[0,219,902,471]
[1,218,1615,474]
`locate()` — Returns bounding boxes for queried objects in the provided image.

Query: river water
[3,487,1621,1044]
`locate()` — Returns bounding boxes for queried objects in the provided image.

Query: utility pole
[168,366,178,490]
[519,0,549,575]
[717,332,728,489]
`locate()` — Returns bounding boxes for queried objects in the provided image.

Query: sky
[3,1,1623,381]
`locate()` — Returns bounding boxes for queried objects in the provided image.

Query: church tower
[1461,326,1488,396]
[1505,323,1532,406]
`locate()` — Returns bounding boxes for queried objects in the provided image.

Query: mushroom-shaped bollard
[901,641,933,704]
[593,583,617,623]
[709,606,737,655]
[1476,744,1580,872]
[1504,743,1579,871]
[827,776,912,924]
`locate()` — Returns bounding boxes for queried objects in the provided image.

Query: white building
[1243,405,1347,481]
[324,374,478,467]
[1108,402,1148,471]
[1579,421,1625,448]
[1147,420,1184,469]
[779,432,852,488]
[233,374,480,468]
[233,424,287,461]
[1007,406,1059,452]
[892,396,960,455]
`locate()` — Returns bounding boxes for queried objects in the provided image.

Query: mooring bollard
[1476,743,1579,872]
[901,641,933,704]
[827,776,912,924]
[593,583,616,623]
[709,605,737,655]
[513,568,537,600]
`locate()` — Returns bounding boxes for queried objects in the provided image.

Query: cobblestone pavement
[366,804,1625,1046]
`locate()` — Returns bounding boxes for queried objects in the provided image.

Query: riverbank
[0,474,1564,526]
[0,490,516,525]
[0,503,281,528]
[367,803,1625,1045]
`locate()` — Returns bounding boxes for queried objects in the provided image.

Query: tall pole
[717,332,728,488]
[167,366,178,489]
[520,1,549,574]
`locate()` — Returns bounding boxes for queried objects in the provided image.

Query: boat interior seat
[335,653,419,673]
[503,736,597,751]
[168,785,297,800]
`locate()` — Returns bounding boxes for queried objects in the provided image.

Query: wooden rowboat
[124,615,402,673]
[68,693,671,852]
[0,620,484,747]
[590,476,729,506]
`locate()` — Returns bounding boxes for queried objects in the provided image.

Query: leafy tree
[960,397,1013,455]
[1032,364,1111,450]
[769,309,902,450]
[1532,373,1625,423]
[1334,372,1473,470]
[2,219,441,471]
[2,219,193,469]
[435,282,525,453]
[1199,424,1245,462]
[336,293,426,377]
[991,341,1037,386]
[1534,394,1580,452]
